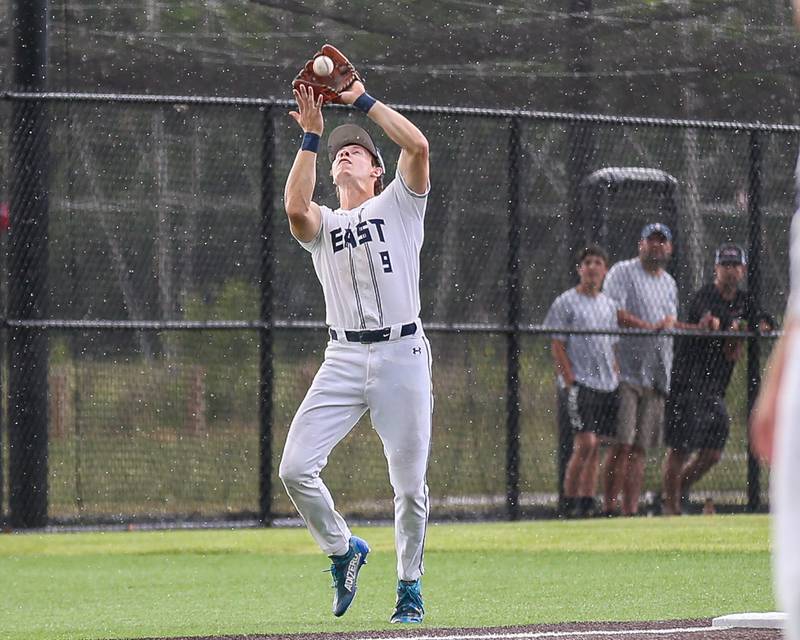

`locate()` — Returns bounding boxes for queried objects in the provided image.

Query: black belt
[330,322,417,344]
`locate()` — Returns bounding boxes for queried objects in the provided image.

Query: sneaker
[328,536,370,617]
[390,579,424,624]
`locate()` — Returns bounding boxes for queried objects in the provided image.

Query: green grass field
[0,515,774,640]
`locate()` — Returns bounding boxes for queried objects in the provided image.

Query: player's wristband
[353,93,377,113]
[301,132,320,153]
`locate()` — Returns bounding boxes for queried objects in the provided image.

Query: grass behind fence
[0,515,773,640]
[35,326,769,521]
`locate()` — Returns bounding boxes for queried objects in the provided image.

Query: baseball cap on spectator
[640,222,672,242]
[715,243,747,266]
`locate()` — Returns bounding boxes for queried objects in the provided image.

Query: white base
[712,612,786,629]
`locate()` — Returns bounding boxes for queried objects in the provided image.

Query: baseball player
[279,57,431,624]
[752,157,800,640]
[751,3,800,633]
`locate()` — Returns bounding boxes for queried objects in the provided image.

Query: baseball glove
[292,44,363,104]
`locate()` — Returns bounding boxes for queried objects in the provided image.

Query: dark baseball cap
[715,243,747,265]
[327,124,385,173]
[641,222,672,242]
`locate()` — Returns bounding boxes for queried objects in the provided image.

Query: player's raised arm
[285,84,323,243]
[340,81,430,195]
[292,44,429,195]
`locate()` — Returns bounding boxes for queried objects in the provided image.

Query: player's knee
[278,457,308,490]
[393,485,426,509]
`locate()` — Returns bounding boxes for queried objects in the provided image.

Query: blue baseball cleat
[328,536,370,617]
[390,578,424,623]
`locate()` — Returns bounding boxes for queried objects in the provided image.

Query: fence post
[745,131,763,512]
[8,0,50,529]
[259,106,275,525]
[505,116,522,520]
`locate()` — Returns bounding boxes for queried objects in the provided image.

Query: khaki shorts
[615,381,665,449]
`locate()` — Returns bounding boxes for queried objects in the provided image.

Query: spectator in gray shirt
[602,223,705,516]
[545,245,619,518]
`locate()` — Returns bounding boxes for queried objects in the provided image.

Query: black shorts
[558,384,618,438]
[665,392,730,452]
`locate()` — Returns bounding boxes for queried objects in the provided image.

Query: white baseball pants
[773,329,800,640]
[279,331,433,582]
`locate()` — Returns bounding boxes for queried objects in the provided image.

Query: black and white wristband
[353,92,377,114]
[301,131,320,153]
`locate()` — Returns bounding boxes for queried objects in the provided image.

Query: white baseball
[313,55,334,76]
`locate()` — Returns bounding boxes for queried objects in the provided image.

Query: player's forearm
[284,150,317,218]
[367,102,429,157]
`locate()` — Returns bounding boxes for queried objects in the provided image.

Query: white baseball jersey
[282,167,433,584]
[773,149,800,640]
[297,170,428,330]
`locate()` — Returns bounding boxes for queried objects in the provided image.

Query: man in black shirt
[661,243,774,515]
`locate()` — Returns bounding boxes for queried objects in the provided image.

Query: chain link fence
[0,92,798,528]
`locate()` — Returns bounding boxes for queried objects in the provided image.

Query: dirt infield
[142,618,782,640]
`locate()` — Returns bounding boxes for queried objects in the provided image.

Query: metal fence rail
[1,91,798,528]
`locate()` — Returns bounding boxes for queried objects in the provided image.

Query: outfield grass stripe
[0,517,771,639]
[351,626,712,640]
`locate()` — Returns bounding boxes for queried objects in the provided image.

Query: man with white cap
[280,74,430,624]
